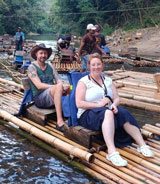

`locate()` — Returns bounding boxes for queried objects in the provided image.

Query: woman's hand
[99,97,111,107]
[110,104,118,114]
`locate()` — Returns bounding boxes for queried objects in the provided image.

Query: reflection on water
[0,125,99,184]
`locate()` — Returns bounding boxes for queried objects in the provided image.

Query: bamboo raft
[0,78,160,183]
[105,69,160,113]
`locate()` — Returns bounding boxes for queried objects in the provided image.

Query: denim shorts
[33,88,54,108]
[81,54,89,69]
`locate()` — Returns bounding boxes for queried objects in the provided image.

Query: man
[14,27,25,51]
[57,36,71,51]
[94,24,110,55]
[78,24,106,72]
[27,43,70,132]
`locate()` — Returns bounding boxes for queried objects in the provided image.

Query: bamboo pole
[0,109,93,162]
[0,119,113,184]
[115,80,157,90]
[140,129,153,138]
[21,117,87,151]
[99,151,160,181]
[120,97,160,113]
[0,78,23,90]
[117,148,160,173]
[142,126,160,136]
[118,92,160,104]
[93,157,145,184]
[86,162,130,184]
[95,152,160,184]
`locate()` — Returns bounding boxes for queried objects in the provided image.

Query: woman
[75,53,154,167]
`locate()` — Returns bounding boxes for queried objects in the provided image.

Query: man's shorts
[33,88,54,108]
[81,54,89,69]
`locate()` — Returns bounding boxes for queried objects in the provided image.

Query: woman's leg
[102,110,116,154]
[102,110,128,166]
[123,122,145,146]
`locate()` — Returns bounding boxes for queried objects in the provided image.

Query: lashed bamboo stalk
[0,78,23,90]
[0,109,93,162]
[140,129,153,138]
[99,151,160,181]
[122,147,160,164]
[86,162,130,184]
[0,119,114,184]
[21,117,89,151]
[115,80,157,90]
[145,124,160,132]
[95,152,160,184]
[120,97,160,113]
[155,123,160,128]
[142,126,160,136]
[117,148,160,173]
[93,156,145,184]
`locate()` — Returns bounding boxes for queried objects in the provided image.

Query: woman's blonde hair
[87,53,104,65]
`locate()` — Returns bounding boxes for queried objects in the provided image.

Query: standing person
[76,53,154,167]
[78,24,106,72]
[94,24,110,55]
[27,43,70,132]
[14,27,25,51]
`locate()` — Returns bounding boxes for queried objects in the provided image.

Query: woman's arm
[76,81,109,109]
[111,82,120,106]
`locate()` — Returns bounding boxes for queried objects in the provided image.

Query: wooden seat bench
[64,122,103,149]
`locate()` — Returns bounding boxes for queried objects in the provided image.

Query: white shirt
[77,75,113,118]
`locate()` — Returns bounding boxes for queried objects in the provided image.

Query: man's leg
[80,55,89,72]
[50,83,64,127]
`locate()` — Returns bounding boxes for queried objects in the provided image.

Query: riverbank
[108,27,160,58]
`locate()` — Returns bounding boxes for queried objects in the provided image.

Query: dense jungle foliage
[0,0,160,36]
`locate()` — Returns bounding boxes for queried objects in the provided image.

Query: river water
[0,34,160,183]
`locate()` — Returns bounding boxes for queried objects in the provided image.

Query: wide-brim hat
[31,43,52,60]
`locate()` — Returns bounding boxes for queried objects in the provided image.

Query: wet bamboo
[145,124,160,132]
[0,109,93,162]
[21,118,87,151]
[86,162,130,184]
[155,123,160,128]
[122,147,160,164]
[22,117,87,150]
[99,151,160,181]
[142,126,160,136]
[117,148,160,173]
[120,97,160,113]
[148,138,160,146]
[95,152,160,184]
[93,155,145,184]
[0,78,23,90]
[115,80,157,90]
[0,119,111,184]
[119,92,160,104]
[140,129,153,138]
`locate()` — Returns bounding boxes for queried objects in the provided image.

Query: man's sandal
[106,151,128,167]
[137,145,154,157]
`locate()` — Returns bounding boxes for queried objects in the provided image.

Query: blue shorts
[81,54,89,69]
[33,88,54,108]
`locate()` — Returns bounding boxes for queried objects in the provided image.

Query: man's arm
[95,44,106,55]
[50,63,62,84]
[27,64,52,90]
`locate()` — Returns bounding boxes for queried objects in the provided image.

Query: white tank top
[77,75,113,118]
